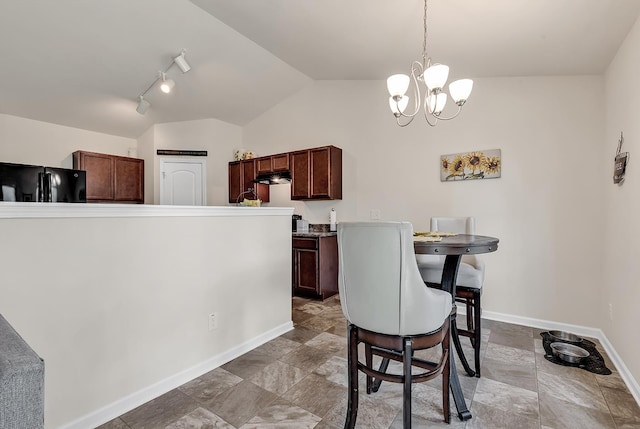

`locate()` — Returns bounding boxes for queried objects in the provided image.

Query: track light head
[159,72,175,94]
[136,96,150,115]
[173,50,191,73]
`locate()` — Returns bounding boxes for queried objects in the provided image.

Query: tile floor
[98,295,640,429]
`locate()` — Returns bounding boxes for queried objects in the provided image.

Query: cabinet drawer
[293,238,318,250]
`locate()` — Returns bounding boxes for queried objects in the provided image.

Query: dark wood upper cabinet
[271,153,290,172]
[310,146,342,200]
[256,153,290,175]
[290,150,311,199]
[114,157,144,202]
[228,159,269,203]
[255,156,272,175]
[228,146,341,202]
[292,146,342,200]
[73,151,144,204]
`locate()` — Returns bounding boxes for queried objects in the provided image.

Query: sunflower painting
[440,149,501,181]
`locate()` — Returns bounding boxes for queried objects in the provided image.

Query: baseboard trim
[57,321,294,429]
[456,304,640,406]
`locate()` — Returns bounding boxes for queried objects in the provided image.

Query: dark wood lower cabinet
[292,235,338,300]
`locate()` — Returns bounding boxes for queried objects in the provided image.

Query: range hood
[254,171,292,185]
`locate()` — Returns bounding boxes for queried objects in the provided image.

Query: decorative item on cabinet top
[157,150,207,156]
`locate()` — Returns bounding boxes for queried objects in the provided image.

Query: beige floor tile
[103,297,640,429]
[539,392,616,429]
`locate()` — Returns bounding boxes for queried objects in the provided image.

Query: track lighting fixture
[159,72,175,94]
[135,49,191,115]
[173,51,191,73]
[136,96,150,114]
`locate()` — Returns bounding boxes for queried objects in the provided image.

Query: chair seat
[417,258,483,289]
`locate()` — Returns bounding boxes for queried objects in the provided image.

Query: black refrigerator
[0,162,86,203]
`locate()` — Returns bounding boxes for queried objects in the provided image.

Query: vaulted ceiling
[0,0,639,138]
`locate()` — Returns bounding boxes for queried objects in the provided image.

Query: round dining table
[414,233,499,421]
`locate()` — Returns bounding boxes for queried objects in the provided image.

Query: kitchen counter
[292,231,337,238]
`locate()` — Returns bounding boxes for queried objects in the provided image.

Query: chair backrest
[431,217,475,234]
[430,216,481,268]
[337,221,451,336]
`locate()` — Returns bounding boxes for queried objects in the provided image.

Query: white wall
[0,114,135,168]
[139,118,242,205]
[0,205,293,429]
[603,15,640,388]
[243,77,606,329]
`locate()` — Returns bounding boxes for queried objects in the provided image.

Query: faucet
[236,187,257,204]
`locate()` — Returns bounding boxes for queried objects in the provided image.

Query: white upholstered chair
[337,221,452,428]
[416,217,485,377]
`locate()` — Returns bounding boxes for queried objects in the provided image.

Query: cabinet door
[228,162,241,203]
[293,248,319,295]
[76,152,114,201]
[310,147,331,199]
[255,156,272,175]
[272,153,290,172]
[229,161,270,203]
[290,151,310,199]
[114,157,143,202]
[241,160,255,193]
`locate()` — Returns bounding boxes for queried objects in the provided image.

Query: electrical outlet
[608,303,613,321]
[370,209,381,220]
[208,313,218,331]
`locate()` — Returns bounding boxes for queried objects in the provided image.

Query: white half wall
[0,204,293,428]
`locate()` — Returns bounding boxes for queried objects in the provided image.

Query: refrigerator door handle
[37,172,45,202]
[43,172,52,203]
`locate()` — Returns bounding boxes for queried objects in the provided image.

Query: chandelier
[386,0,473,127]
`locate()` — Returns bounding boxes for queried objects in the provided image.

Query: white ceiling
[0,0,639,139]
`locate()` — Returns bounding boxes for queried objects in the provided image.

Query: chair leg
[365,344,373,394]
[473,289,482,378]
[403,338,413,429]
[345,324,359,429]
[466,297,474,347]
[442,324,451,423]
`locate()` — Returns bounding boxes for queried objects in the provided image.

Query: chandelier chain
[422,0,428,67]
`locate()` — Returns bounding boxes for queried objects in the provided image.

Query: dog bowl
[549,330,582,343]
[550,342,589,364]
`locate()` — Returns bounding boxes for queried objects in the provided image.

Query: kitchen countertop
[292,231,337,238]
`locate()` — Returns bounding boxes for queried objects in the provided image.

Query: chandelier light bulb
[427,92,448,115]
[449,79,474,105]
[389,96,409,116]
[387,74,410,98]
[423,64,450,91]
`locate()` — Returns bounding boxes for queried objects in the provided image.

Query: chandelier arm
[433,105,464,121]
[422,99,438,127]
[395,115,415,127]
[395,61,424,119]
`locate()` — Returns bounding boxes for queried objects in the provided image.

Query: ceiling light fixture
[173,51,191,73]
[136,96,150,114]
[387,0,472,127]
[159,72,175,94]
[135,49,191,115]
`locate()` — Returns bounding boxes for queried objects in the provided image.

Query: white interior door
[160,158,206,206]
